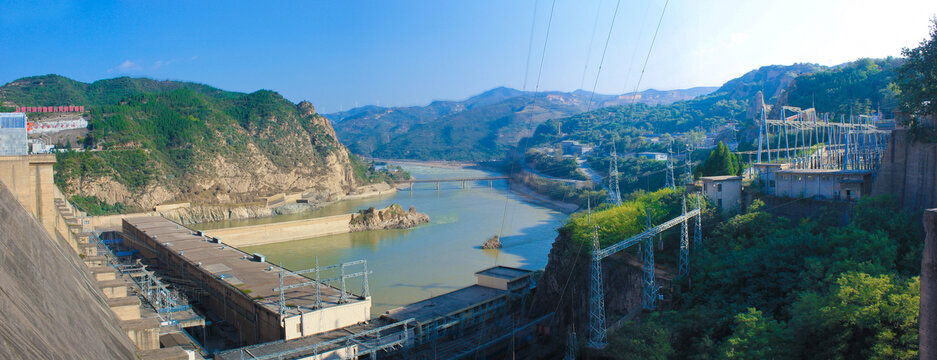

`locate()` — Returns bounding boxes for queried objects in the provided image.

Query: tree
[896,17,937,117]
[722,308,793,360]
[789,272,919,359]
[695,141,739,178]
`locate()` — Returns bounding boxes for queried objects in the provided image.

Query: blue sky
[1,0,935,113]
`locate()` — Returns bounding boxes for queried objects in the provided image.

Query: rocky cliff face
[529,228,677,339]
[349,204,430,232]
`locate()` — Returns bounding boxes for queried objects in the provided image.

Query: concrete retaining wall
[872,129,937,210]
[203,214,354,247]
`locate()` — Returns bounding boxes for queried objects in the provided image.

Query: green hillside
[783,57,902,117]
[0,75,361,211]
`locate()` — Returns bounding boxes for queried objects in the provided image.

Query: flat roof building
[775,169,871,201]
[382,266,534,344]
[121,216,371,347]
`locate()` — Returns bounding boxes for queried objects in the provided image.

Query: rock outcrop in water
[349,204,429,232]
[481,235,502,249]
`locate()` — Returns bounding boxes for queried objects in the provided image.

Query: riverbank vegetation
[510,172,604,210]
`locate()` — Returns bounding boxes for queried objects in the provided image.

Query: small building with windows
[751,162,790,195]
[774,169,871,201]
[701,175,743,214]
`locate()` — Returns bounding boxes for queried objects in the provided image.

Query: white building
[701,175,742,214]
[775,169,871,201]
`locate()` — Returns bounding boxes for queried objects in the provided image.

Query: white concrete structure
[701,175,742,214]
[775,169,871,201]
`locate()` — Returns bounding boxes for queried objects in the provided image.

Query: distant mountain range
[326,86,717,161]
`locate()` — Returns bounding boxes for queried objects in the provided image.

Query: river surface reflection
[193,164,567,315]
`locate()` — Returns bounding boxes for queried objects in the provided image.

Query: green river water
[192,164,568,315]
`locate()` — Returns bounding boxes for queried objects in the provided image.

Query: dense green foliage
[603,196,923,359]
[564,188,706,246]
[695,142,743,178]
[896,18,937,117]
[784,58,902,117]
[69,195,126,215]
[524,150,586,180]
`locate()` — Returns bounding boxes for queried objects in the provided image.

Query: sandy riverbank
[507,181,581,214]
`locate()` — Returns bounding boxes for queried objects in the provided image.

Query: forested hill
[0,75,361,211]
[328,86,716,161]
[529,58,900,154]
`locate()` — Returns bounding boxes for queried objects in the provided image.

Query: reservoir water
[192,164,567,315]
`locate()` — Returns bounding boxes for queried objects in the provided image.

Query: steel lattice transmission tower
[606,143,622,206]
[684,145,694,186]
[587,225,607,349]
[642,212,657,310]
[564,329,578,360]
[665,143,675,190]
[694,195,702,249]
[678,196,689,277]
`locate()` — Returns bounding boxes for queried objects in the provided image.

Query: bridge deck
[397,176,509,184]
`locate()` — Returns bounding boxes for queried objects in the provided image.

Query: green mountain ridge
[0,75,361,211]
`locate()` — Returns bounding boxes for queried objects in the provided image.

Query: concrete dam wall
[202,213,354,247]
[0,183,138,359]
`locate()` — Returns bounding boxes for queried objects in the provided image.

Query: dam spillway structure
[121,216,373,347]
